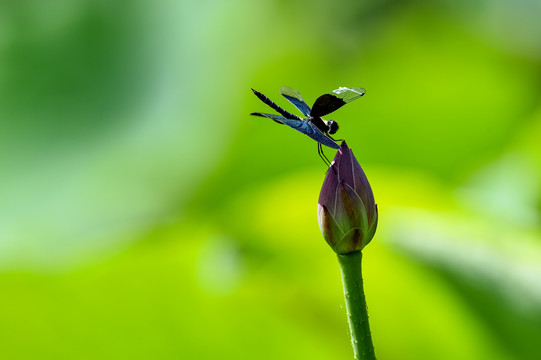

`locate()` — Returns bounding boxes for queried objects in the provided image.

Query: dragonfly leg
[318,142,331,166]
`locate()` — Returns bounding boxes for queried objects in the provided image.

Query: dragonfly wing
[280,118,340,149]
[280,87,311,117]
[311,87,365,117]
[251,112,287,124]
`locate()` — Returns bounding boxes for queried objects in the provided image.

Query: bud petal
[364,204,378,248]
[335,227,364,254]
[337,181,368,232]
[318,204,345,249]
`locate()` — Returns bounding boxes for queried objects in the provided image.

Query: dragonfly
[251,86,365,165]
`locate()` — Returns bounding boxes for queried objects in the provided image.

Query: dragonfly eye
[327,120,339,134]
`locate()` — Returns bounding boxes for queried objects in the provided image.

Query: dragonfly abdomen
[251,88,301,120]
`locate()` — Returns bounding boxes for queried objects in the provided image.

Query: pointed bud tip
[333,140,353,164]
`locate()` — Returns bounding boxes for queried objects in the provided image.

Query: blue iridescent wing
[250,112,287,124]
[311,87,365,117]
[280,87,311,117]
[251,113,340,149]
[280,119,340,149]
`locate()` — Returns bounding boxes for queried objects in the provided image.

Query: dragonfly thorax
[310,117,339,135]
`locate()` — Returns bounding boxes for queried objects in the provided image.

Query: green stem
[337,251,376,360]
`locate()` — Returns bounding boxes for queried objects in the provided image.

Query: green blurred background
[1,0,540,359]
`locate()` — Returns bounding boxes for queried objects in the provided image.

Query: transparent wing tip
[333,87,366,96]
[280,86,302,97]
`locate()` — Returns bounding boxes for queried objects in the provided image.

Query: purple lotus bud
[318,141,378,254]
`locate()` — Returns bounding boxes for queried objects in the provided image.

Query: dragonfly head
[327,120,339,135]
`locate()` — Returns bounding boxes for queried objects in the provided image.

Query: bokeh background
[1,0,540,359]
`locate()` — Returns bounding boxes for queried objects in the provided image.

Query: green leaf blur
[1,0,540,359]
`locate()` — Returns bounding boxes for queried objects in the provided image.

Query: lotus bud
[317,141,378,254]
